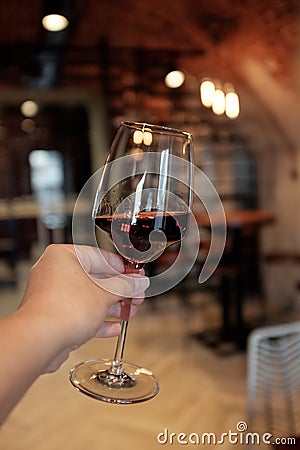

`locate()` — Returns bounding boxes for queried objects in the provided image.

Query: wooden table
[194,209,274,229]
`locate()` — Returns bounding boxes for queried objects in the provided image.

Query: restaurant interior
[0,0,300,448]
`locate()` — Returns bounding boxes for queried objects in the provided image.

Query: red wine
[95,211,188,254]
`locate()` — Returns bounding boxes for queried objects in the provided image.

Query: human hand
[19,244,149,372]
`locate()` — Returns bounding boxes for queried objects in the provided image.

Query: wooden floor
[0,285,249,450]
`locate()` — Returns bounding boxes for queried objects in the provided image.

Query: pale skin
[0,244,149,425]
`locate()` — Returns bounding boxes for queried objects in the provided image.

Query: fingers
[75,245,125,275]
[67,245,149,300]
[131,296,145,306]
[106,302,139,319]
[94,321,122,338]
[90,273,149,300]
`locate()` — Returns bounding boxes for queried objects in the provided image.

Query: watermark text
[157,422,297,446]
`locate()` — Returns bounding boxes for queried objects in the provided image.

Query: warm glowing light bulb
[225,91,240,119]
[164,70,185,88]
[212,89,225,115]
[20,100,39,118]
[200,80,215,107]
[42,14,69,32]
[133,129,153,145]
[133,130,143,145]
[143,131,153,146]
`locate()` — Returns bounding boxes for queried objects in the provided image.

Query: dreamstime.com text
[156,422,297,446]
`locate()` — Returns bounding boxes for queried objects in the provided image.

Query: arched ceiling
[0,0,298,85]
[0,0,299,128]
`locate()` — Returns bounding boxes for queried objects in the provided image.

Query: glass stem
[111,319,129,375]
[109,260,142,376]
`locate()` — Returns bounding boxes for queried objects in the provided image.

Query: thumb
[90,273,150,301]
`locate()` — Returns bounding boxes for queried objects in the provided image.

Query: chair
[247,322,300,447]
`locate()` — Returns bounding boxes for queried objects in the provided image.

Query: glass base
[69,359,159,404]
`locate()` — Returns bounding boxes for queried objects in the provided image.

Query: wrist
[0,305,68,424]
[15,303,68,371]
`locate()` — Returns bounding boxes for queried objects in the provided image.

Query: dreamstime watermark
[156,421,297,446]
[72,154,227,296]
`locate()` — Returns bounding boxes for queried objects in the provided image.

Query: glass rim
[121,121,192,139]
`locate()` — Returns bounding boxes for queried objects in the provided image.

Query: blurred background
[0,1,299,449]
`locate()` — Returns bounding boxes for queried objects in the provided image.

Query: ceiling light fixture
[212,89,226,115]
[42,13,69,32]
[133,130,153,146]
[200,79,215,107]
[20,100,39,118]
[200,77,240,119]
[225,91,240,119]
[164,70,185,89]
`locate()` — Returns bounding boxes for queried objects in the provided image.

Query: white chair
[247,322,300,445]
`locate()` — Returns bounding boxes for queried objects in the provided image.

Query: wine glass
[69,121,193,404]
